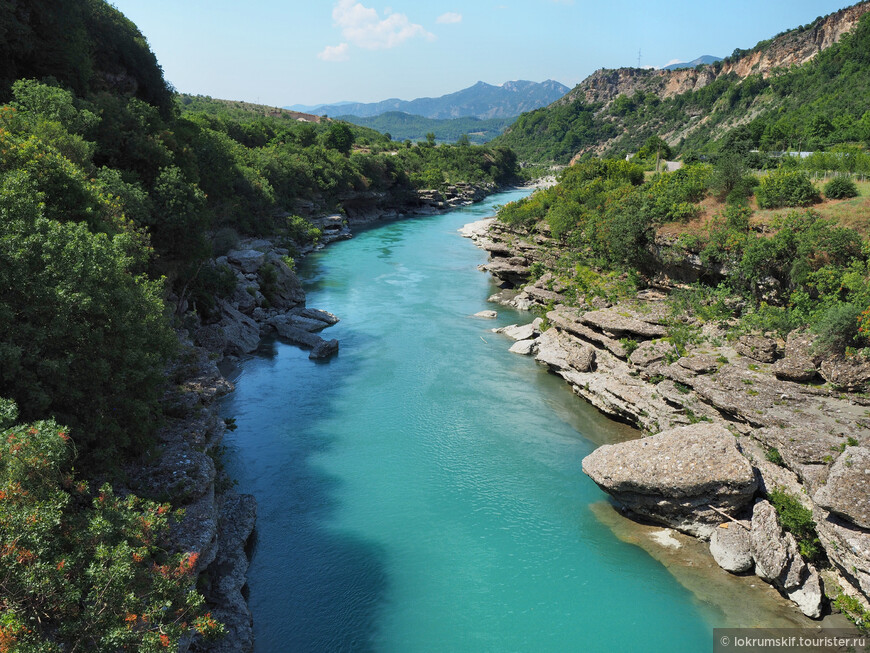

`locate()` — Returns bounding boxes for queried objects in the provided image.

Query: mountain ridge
[289,79,570,120]
[495,0,870,162]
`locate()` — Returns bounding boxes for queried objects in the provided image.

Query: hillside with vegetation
[0,2,519,649]
[335,111,513,145]
[495,2,870,163]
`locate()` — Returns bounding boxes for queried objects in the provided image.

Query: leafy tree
[0,167,175,461]
[322,122,355,154]
[824,176,859,199]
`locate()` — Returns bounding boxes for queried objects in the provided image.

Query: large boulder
[750,500,806,590]
[736,335,778,363]
[771,357,818,383]
[581,423,758,538]
[820,358,870,391]
[709,522,753,573]
[813,446,870,529]
[750,500,823,618]
[219,301,260,357]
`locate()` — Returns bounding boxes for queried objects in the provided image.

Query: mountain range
[287,79,570,120]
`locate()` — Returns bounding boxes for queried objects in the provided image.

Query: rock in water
[474,310,498,319]
[310,339,339,360]
[581,423,757,538]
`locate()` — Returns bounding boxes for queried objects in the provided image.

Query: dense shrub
[824,176,859,200]
[769,488,823,562]
[755,169,820,209]
[0,409,224,650]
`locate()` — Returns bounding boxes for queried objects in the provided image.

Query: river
[220,189,805,652]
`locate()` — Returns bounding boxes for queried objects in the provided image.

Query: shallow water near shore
[220,190,807,652]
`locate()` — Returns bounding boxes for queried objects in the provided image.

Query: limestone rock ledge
[582,423,757,538]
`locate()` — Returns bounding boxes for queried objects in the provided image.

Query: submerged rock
[310,338,339,360]
[581,423,758,538]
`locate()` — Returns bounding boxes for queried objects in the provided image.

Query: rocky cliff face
[561,1,870,109]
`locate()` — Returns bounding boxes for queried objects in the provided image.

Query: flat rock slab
[500,323,538,341]
[814,446,870,529]
[473,310,498,319]
[677,354,719,374]
[582,423,757,538]
[291,307,340,326]
[580,309,667,339]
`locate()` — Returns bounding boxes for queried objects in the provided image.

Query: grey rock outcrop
[310,339,339,360]
[820,358,870,391]
[582,424,758,538]
[750,500,823,618]
[226,249,265,274]
[580,309,667,339]
[677,355,719,375]
[709,522,753,573]
[198,494,257,653]
[813,446,870,529]
[750,500,806,591]
[474,310,498,319]
[736,335,778,363]
[771,357,818,383]
[630,340,672,368]
[509,339,537,355]
[219,301,260,357]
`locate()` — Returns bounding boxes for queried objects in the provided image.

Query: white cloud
[437,12,463,24]
[318,43,350,62]
[330,0,434,51]
[665,58,684,66]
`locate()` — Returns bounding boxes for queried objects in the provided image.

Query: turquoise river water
[220,190,780,652]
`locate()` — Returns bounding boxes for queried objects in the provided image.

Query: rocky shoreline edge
[128,182,511,652]
[462,215,870,626]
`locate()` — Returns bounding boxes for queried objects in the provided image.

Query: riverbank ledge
[464,212,870,623]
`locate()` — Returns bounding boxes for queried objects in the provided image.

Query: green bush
[755,169,820,209]
[768,488,823,562]
[824,176,859,200]
[812,302,862,356]
[0,411,224,650]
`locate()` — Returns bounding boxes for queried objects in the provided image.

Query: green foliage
[284,215,322,246]
[635,135,672,161]
[338,111,512,144]
[768,488,823,562]
[824,176,859,200]
[766,447,784,466]
[812,303,862,356]
[756,169,820,209]
[0,162,176,461]
[0,414,224,650]
[832,591,870,633]
[322,122,355,154]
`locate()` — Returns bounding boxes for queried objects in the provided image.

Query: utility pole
[638,49,642,69]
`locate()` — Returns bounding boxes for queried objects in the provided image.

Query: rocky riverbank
[463,214,870,625]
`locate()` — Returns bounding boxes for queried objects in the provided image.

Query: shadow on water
[221,333,389,652]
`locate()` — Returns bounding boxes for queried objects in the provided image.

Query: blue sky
[109,0,857,107]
